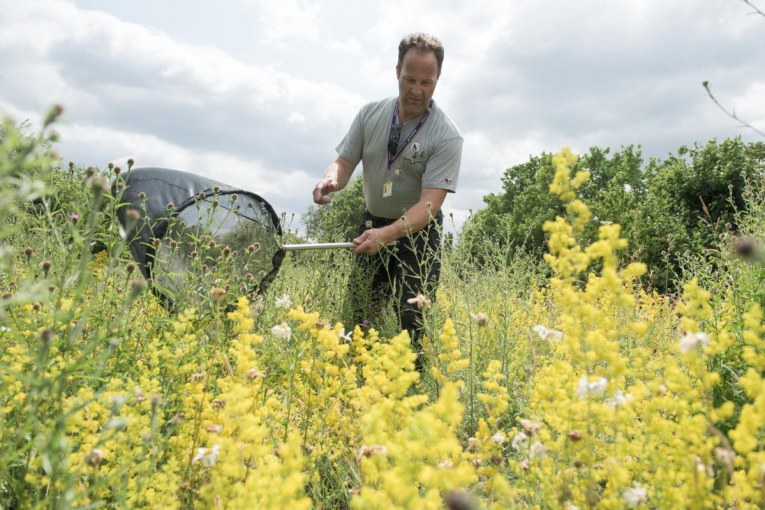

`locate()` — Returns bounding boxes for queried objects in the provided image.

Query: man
[312,32,462,369]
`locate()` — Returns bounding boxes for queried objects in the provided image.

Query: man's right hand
[313,178,339,205]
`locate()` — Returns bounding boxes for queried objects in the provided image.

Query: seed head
[86,174,110,194]
[86,449,104,467]
[733,235,758,259]
[209,287,226,301]
[470,312,489,327]
[444,491,477,510]
[245,368,266,380]
[130,279,146,295]
[40,328,54,342]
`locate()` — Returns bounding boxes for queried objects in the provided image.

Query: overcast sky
[1,0,763,234]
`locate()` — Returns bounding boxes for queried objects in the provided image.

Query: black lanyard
[387,100,431,170]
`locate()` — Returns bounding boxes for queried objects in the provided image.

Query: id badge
[383,181,393,198]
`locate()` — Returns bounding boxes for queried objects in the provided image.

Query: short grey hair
[397,32,444,78]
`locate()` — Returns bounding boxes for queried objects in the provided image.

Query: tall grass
[1,112,763,509]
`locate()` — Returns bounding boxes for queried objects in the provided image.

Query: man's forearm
[321,157,355,191]
[376,189,447,244]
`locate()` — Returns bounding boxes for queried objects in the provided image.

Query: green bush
[459,138,765,292]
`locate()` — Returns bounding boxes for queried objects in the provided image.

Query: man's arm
[313,156,357,204]
[352,188,448,255]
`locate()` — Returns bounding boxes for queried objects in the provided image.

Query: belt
[365,210,443,228]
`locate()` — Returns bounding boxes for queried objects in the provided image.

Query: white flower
[271,321,292,340]
[437,460,454,469]
[605,389,632,407]
[110,395,127,407]
[0,326,11,333]
[577,375,608,399]
[105,417,128,430]
[532,325,563,341]
[679,331,710,353]
[511,432,528,450]
[193,445,220,467]
[275,294,292,309]
[491,432,506,445]
[529,441,547,460]
[338,328,353,343]
[622,483,647,508]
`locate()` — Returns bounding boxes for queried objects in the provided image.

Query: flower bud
[44,104,64,126]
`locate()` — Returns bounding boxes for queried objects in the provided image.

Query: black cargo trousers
[346,209,443,370]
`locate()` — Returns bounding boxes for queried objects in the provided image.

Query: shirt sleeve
[422,135,463,192]
[335,108,365,167]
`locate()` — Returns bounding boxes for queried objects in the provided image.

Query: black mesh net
[117,168,285,310]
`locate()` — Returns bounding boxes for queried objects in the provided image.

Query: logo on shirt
[404,140,425,165]
[444,178,453,185]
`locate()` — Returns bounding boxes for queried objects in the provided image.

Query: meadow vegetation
[1,109,764,509]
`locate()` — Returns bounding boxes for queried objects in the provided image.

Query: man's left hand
[352,228,388,255]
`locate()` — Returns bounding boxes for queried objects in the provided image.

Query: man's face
[396,48,439,120]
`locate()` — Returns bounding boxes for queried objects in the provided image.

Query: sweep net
[118,168,285,310]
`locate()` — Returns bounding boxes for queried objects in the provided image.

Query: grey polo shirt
[336,97,462,219]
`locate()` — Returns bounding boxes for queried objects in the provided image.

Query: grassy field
[1,113,764,509]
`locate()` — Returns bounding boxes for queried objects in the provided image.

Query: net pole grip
[281,241,398,251]
[281,242,355,251]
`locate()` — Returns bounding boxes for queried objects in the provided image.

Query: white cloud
[1,0,763,236]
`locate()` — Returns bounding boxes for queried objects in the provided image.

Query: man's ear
[395,64,401,78]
